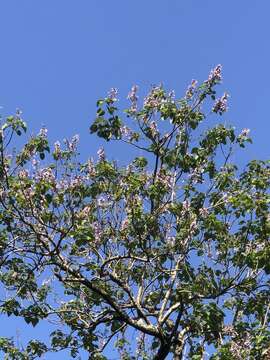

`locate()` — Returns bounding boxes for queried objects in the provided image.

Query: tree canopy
[0,66,269,359]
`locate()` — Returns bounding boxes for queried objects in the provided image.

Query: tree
[0,66,269,359]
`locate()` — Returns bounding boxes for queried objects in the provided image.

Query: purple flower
[91,221,102,241]
[168,90,175,100]
[127,85,139,111]
[31,158,39,169]
[108,88,118,101]
[56,179,69,191]
[35,167,55,183]
[70,176,83,188]
[64,135,79,152]
[53,141,62,159]
[120,125,132,138]
[185,79,198,99]
[87,158,96,177]
[18,169,29,179]
[212,92,229,114]
[81,206,91,217]
[199,207,209,218]
[54,141,61,150]
[0,190,7,200]
[207,64,222,84]
[121,218,129,231]
[38,127,48,138]
[182,200,191,212]
[16,108,23,117]
[97,147,105,161]
[97,195,112,208]
[149,121,158,137]
[240,128,250,137]
[144,86,162,108]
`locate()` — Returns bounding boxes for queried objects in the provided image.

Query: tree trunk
[173,338,184,360]
[153,342,171,360]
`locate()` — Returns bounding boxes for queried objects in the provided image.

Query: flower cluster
[18,169,29,179]
[182,200,191,212]
[167,90,175,101]
[189,218,198,235]
[70,176,84,189]
[56,179,69,191]
[120,125,133,140]
[156,170,174,189]
[97,195,112,208]
[53,141,61,159]
[120,218,129,231]
[143,85,163,109]
[127,85,139,112]
[32,158,39,170]
[0,190,7,200]
[207,64,222,84]
[35,167,55,183]
[64,135,79,152]
[229,332,252,360]
[90,221,103,242]
[80,205,92,218]
[239,128,250,137]
[38,127,48,138]
[185,79,198,99]
[199,207,209,218]
[97,147,105,161]
[87,158,96,177]
[212,92,229,114]
[188,166,204,184]
[237,128,251,146]
[108,88,118,102]
[149,121,158,137]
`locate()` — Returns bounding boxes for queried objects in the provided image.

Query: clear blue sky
[0,1,269,359]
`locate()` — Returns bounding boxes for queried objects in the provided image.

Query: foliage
[0,66,269,359]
